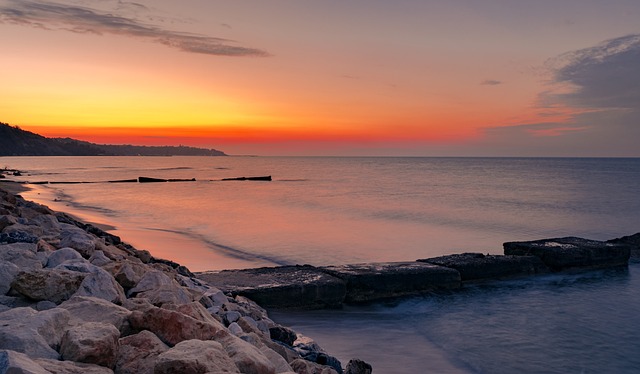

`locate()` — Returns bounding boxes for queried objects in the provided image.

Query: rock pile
[0,188,371,374]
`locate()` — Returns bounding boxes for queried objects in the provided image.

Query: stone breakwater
[198,238,638,309]
[0,187,371,374]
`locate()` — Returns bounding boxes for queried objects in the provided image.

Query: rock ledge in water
[503,236,630,271]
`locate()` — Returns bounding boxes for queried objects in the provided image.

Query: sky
[1,0,639,156]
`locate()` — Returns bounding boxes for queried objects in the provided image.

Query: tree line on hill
[0,122,226,156]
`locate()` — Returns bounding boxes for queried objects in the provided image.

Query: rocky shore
[2,179,638,374]
[0,186,371,374]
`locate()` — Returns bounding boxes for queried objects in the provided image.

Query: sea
[2,156,640,373]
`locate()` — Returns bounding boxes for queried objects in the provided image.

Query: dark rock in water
[222,176,272,181]
[346,359,373,374]
[197,265,347,309]
[269,326,297,346]
[503,237,630,271]
[302,351,343,373]
[138,177,167,183]
[320,262,461,303]
[608,233,640,259]
[419,253,549,281]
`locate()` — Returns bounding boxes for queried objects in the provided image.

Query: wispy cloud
[0,0,269,57]
[479,34,640,155]
[546,33,640,110]
[480,79,502,86]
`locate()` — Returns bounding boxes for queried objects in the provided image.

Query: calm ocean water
[3,156,640,373]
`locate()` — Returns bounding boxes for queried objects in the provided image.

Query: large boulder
[321,262,461,303]
[0,243,42,270]
[0,349,51,374]
[269,326,297,347]
[59,322,120,368]
[10,269,85,304]
[504,237,631,271]
[419,253,549,281]
[0,261,20,295]
[102,260,146,291]
[56,262,126,304]
[0,307,71,360]
[128,306,229,346]
[115,330,169,374]
[59,225,96,258]
[46,248,84,268]
[59,296,131,333]
[154,339,239,374]
[0,215,18,231]
[127,271,192,306]
[215,334,276,374]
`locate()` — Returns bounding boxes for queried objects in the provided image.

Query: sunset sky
[1,0,639,156]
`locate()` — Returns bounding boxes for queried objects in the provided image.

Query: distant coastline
[0,122,226,157]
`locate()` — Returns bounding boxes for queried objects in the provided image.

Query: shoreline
[0,186,370,373]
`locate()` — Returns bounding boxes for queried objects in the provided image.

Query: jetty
[197,236,637,309]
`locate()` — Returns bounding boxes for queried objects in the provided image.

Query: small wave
[278,179,308,182]
[146,227,291,266]
[157,167,193,171]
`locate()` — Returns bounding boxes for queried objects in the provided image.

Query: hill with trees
[0,122,226,156]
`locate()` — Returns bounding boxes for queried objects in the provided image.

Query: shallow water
[4,156,640,271]
[3,156,640,373]
[272,264,640,373]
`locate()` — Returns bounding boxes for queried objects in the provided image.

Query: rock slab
[420,253,549,281]
[504,236,631,271]
[198,265,347,309]
[321,262,461,303]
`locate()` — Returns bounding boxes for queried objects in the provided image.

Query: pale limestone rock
[0,307,71,360]
[89,250,111,267]
[289,359,338,374]
[128,306,229,347]
[0,349,52,374]
[154,339,239,374]
[10,269,85,304]
[260,346,294,374]
[0,261,20,294]
[59,296,131,333]
[60,322,120,368]
[115,330,168,374]
[46,248,83,268]
[35,358,114,374]
[215,334,276,374]
[59,225,96,258]
[0,243,41,270]
[127,271,192,306]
